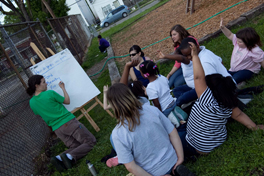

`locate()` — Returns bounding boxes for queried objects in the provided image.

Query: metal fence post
[37,18,58,53]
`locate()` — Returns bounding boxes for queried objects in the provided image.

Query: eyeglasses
[130,53,138,57]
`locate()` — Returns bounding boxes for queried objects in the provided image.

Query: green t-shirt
[30,90,75,131]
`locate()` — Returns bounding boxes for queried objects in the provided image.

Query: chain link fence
[48,15,92,65]
[0,21,59,176]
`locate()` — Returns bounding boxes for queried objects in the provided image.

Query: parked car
[100,5,130,28]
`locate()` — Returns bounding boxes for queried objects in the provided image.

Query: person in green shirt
[27,75,96,172]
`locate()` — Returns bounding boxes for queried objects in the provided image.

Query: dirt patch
[111,0,263,64]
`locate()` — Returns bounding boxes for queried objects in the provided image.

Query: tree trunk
[17,0,31,21]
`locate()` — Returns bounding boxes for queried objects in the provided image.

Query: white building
[76,0,125,24]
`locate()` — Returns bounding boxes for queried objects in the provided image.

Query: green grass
[82,38,108,70]
[51,12,264,176]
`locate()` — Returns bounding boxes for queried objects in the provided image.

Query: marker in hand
[58,81,65,88]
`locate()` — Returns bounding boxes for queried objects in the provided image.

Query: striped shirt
[186,87,232,153]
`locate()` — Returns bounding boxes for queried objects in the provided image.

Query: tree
[1,0,70,24]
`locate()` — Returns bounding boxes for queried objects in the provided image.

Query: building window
[113,0,120,8]
[102,4,112,16]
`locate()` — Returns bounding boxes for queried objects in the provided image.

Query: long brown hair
[107,83,142,132]
[170,24,191,47]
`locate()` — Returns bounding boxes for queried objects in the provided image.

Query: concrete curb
[106,37,121,84]
[157,3,264,64]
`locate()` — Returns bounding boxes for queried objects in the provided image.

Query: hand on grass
[252,124,264,130]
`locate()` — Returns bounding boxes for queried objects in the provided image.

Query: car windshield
[107,13,113,18]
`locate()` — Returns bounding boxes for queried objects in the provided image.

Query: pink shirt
[173,36,199,68]
[230,35,264,74]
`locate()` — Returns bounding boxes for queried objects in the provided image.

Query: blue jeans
[228,70,254,84]
[173,85,197,106]
[177,125,199,157]
[168,67,186,88]
[163,100,177,117]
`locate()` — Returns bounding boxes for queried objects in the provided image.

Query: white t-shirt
[112,104,177,176]
[146,75,175,111]
[181,61,194,88]
[199,46,231,79]
[182,46,232,89]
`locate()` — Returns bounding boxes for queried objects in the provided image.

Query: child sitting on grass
[220,18,264,84]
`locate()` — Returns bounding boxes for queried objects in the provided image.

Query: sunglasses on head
[130,53,138,57]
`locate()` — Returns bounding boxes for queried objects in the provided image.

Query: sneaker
[101,149,117,163]
[175,165,195,176]
[181,100,196,110]
[61,153,73,169]
[50,157,66,172]
[106,156,119,167]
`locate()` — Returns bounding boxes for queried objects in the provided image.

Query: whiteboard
[30,49,100,112]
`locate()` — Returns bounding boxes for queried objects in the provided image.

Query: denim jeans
[168,67,186,88]
[173,85,197,106]
[228,70,254,84]
[177,125,199,157]
[163,100,177,117]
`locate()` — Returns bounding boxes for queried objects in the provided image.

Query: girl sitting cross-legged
[181,42,264,156]
[107,83,194,176]
[139,60,176,117]
[220,18,264,84]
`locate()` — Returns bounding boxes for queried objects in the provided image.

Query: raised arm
[59,81,70,104]
[120,59,140,85]
[190,42,207,98]
[157,51,190,64]
[103,85,111,110]
[220,18,234,41]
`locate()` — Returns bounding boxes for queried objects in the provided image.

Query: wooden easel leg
[80,108,100,132]
[94,97,114,117]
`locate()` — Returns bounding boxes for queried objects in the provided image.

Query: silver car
[100,5,130,28]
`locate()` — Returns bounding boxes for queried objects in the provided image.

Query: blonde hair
[107,83,142,131]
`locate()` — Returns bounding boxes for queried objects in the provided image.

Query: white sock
[56,155,62,161]
[66,153,73,160]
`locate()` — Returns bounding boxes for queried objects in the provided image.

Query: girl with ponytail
[139,60,177,117]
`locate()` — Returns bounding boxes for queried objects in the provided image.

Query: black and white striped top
[186,87,233,153]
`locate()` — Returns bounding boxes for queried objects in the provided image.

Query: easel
[186,0,195,14]
[30,42,113,132]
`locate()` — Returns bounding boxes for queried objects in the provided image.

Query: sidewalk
[99,0,160,33]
